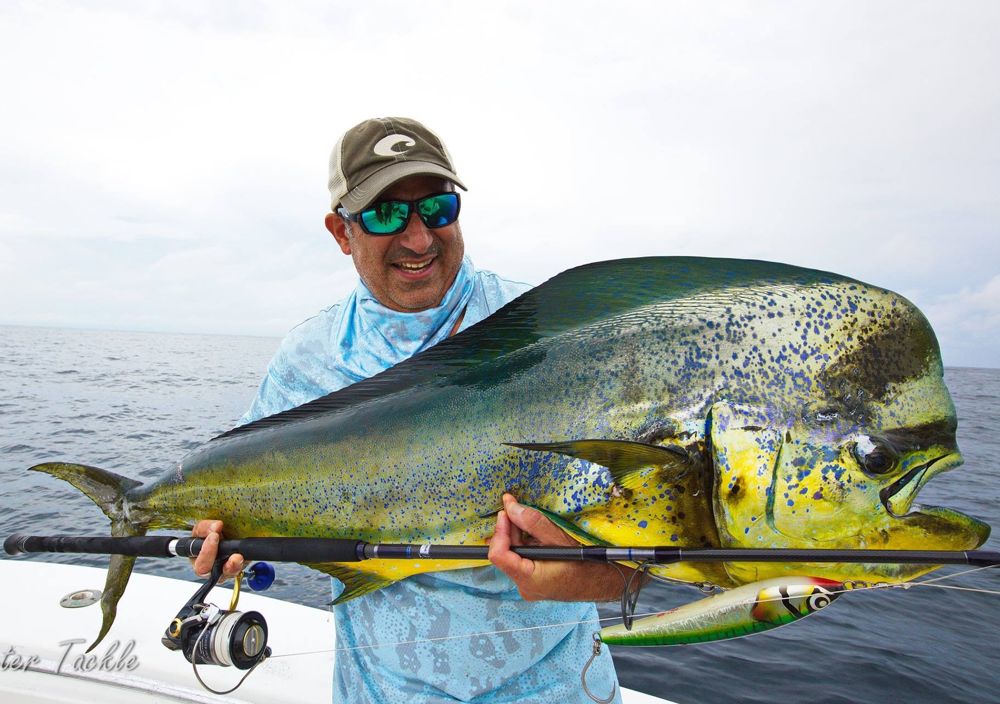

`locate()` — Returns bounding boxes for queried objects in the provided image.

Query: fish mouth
[875,450,991,553]
[879,452,963,518]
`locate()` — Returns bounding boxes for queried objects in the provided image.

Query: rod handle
[184,537,366,563]
[4,533,28,555]
[4,533,176,557]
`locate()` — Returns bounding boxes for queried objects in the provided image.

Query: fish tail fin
[29,462,147,651]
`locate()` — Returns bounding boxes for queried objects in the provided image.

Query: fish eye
[852,436,899,476]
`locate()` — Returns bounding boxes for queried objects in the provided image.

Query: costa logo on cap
[373,134,417,157]
[328,117,467,214]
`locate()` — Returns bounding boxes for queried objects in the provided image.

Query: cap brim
[338,162,467,213]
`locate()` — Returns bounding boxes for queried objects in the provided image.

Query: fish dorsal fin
[507,439,690,489]
[212,257,846,442]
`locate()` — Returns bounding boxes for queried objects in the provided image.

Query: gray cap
[328,117,467,213]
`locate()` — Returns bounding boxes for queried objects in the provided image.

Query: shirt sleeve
[238,305,344,426]
[238,361,303,426]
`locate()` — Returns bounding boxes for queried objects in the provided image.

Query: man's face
[326,175,466,312]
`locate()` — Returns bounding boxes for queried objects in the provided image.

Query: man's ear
[325,212,352,255]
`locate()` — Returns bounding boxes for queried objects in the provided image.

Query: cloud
[923,276,1000,369]
[0,1,998,368]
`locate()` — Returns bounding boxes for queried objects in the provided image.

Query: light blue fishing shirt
[241,256,621,703]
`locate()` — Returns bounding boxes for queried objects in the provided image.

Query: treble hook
[621,561,650,630]
[581,633,616,704]
[581,560,645,702]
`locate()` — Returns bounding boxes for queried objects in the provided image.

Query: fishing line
[273,588,872,660]
[267,585,872,658]
[909,562,999,586]
[190,618,266,694]
[893,564,1000,596]
[270,611,652,659]
[902,583,1000,596]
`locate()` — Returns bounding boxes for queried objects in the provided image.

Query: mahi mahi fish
[30,257,990,648]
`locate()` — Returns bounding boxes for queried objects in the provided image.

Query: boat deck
[0,560,671,703]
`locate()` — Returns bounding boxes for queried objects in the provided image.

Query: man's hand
[487,493,626,602]
[190,520,245,580]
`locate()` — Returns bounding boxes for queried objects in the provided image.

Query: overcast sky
[1,1,997,368]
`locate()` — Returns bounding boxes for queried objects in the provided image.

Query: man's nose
[396,215,434,253]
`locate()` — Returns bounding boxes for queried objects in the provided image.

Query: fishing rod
[7,531,999,698]
[6,532,1000,567]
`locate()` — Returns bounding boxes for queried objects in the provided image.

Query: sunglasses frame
[338,191,461,236]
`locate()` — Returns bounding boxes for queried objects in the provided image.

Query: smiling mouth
[879,453,963,518]
[394,258,435,274]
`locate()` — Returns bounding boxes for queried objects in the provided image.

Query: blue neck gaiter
[334,257,475,383]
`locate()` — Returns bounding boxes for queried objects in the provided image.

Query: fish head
[709,285,990,583]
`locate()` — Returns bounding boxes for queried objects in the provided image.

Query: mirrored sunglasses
[339,192,461,236]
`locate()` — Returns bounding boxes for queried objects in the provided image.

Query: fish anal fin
[306,562,396,603]
[507,439,690,489]
[305,557,489,604]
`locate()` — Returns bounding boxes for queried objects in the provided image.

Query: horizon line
[2,321,996,372]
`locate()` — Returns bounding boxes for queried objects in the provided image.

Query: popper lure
[601,576,843,647]
[583,576,848,703]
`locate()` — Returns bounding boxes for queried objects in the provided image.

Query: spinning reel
[161,558,276,693]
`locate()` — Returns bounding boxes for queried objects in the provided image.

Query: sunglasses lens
[360,201,410,235]
[417,193,460,228]
[356,193,459,234]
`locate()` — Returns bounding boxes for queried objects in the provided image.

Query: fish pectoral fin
[478,502,505,519]
[507,439,690,489]
[526,504,607,545]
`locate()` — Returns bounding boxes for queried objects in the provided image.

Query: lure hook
[620,561,650,630]
[581,633,616,704]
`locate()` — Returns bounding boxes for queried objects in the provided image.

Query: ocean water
[0,324,997,703]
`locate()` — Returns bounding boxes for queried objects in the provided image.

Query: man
[192,117,623,702]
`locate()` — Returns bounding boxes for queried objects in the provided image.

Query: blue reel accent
[245,562,276,591]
